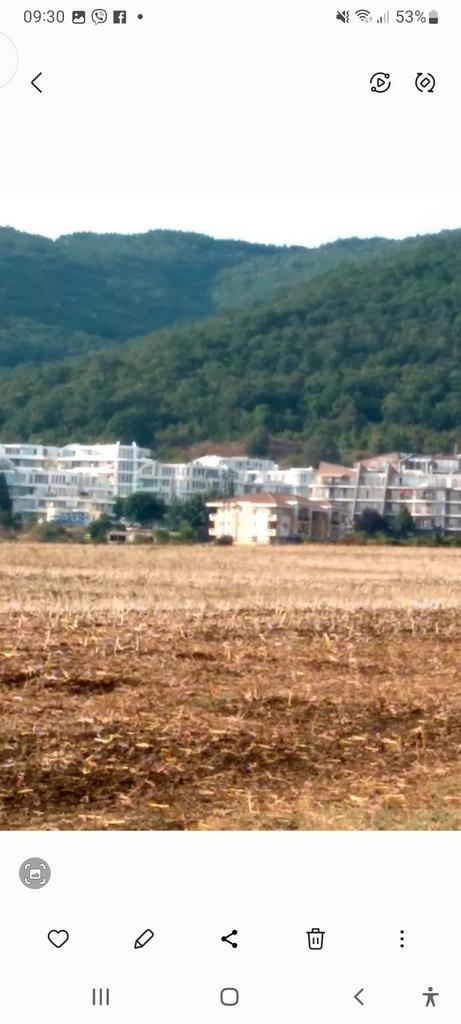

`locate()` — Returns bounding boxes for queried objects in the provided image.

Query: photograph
[1,198,461,831]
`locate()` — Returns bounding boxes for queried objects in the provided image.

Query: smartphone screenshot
[0,1,460,1020]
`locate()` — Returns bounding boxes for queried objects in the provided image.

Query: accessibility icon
[422,987,439,1007]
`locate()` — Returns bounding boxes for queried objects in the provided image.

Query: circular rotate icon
[415,72,436,92]
[19,858,51,889]
[370,72,391,93]
[0,33,19,89]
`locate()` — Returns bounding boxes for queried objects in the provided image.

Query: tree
[87,514,113,542]
[393,506,415,538]
[246,425,270,457]
[165,493,211,536]
[0,471,12,514]
[113,496,126,519]
[301,433,340,468]
[0,471,14,526]
[357,507,388,535]
[123,492,166,526]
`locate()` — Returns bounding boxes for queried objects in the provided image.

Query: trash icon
[307,927,325,950]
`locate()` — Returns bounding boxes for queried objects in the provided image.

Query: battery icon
[428,9,439,23]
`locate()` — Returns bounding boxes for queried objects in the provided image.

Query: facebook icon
[113,10,127,22]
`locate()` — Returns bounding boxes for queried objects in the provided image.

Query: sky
[1,194,461,247]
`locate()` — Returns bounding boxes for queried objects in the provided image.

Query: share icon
[221,929,238,948]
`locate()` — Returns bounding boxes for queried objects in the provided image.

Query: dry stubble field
[1,542,461,831]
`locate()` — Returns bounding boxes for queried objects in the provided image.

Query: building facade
[310,453,461,534]
[206,492,347,544]
[2,439,461,535]
[0,442,234,521]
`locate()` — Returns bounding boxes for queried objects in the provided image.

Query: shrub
[393,507,416,538]
[87,514,113,542]
[356,508,389,535]
[214,534,233,545]
[32,522,69,543]
[178,521,195,542]
[154,528,171,544]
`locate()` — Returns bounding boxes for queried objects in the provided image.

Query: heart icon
[48,929,69,948]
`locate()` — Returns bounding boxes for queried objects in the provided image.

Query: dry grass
[1,542,461,830]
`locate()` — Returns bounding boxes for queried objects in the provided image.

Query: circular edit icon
[92,8,108,23]
[370,72,391,93]
[19,858,51,889]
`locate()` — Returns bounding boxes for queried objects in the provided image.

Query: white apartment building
[0,442,233,521]
[2,440,461,534]
[0,443,115,521]
[310,453,461,534]
[193,455,313,497]
[164,461,232,500]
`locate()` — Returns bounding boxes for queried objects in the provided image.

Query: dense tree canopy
[1,227,461,459]
[122,493,166,525]
[0,226,390,366]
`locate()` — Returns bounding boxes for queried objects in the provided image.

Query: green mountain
[1,226,461,461]
[0,226,393,367]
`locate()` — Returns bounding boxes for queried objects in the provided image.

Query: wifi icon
[355,8,372,20]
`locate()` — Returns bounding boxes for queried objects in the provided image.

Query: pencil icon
[134,928,154,949]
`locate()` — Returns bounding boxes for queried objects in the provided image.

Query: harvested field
[1,542,461,830]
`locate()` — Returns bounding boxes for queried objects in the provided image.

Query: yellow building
[206,492,345,544]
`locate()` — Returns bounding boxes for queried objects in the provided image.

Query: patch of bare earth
[1,542,461,830]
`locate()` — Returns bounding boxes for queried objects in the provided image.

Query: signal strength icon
[377,10,390,22]
[355,8,372,21]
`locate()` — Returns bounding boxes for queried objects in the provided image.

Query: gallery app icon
[113,10,127,22]
[72,10,86,23]
[19,857,51,889]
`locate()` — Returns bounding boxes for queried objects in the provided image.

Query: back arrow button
[354,988,365,1006]
[31,72,43,92]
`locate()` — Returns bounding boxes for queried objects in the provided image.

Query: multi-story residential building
[0,442,234,520]
[193,455,313,497]
[2,440,461,534]
[0,443,115,522]
[164,461,232,500]
[310,453,461,534]
[206,493,347,545]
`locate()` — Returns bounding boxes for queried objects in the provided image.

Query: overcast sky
[1,194,461,246]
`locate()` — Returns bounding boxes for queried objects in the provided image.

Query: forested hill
[1,227,461,461]
[0,226,394,366]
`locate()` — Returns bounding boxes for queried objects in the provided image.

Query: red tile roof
[359,452,400,467]
[317,461,355,477]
